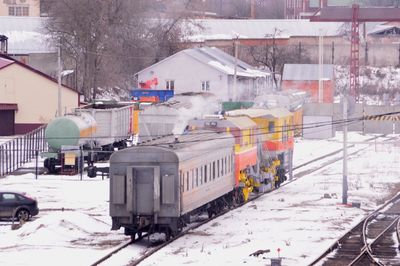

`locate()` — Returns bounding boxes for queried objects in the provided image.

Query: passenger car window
[17,195,26,201]
[2,193,17,201]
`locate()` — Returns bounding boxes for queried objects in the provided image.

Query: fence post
[398,43,400,67]
[35,150,39,180]
[12,140,15,171]
[23,135,26,163]
[0,146,3,177]
[6,142,10,175]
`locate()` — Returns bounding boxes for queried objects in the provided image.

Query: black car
[0,191,39,221]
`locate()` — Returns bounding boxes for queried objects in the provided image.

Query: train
[42,102,137,176]
[109,108,294,240]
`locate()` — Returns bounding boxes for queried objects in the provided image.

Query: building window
[212,161,215,179]
[201,81,210,91]
[9,6,29,16]
[186,172,189,191]
[268,121,275,133]
[180,170,184,192]
[191,169,194,189]
[309,0,320,8]
[166,80,174,90]
[196,168,199,187]
[282,122,288,142]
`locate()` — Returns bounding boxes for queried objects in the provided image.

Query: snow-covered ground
[0,137,12,145]
[0,132,399,266]
[335,65,400,105]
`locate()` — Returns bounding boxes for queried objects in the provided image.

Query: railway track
[310,193,400,266]
[92,134,398,266]
[92,208,235,266]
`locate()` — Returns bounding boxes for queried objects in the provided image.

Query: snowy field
[0,133,399,266]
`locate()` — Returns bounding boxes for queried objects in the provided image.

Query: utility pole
[57,41,62,117]
[233,37,239,102]
[342,91,348,205]
[318,29,324,103]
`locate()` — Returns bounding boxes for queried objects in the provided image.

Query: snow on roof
[283,64,334,81]
[0,57,14,69]
[368,24,400,35]
[185,46,269,78]
[227,107,292,118]
[0,16,54,54]
[137,46,269,78]
[225,116,257,129]
[188,19,345,42]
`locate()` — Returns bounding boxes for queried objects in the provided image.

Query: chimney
[0,35,8,54]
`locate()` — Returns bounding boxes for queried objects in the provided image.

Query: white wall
[137,52,229,101]
[137,51,270,102]
[303,115,335,139]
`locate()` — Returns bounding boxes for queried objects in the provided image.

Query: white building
[135,46,271,102]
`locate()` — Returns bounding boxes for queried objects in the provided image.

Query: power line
[0,116,372,152]
[0,110,398,146]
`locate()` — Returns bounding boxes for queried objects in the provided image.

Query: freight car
[109,131,236,240]
[42,102,135,176]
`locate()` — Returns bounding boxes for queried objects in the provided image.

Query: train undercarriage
[43,140,128,176]
[115,189,246,242]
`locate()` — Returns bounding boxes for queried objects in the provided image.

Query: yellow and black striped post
[363,114,400,122]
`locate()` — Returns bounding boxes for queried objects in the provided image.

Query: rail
[310,192,400,265]
[0,125,47,177]
[93,134,396,266]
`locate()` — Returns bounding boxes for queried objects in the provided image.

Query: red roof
[0,53,77,93]
[0,57,14,70]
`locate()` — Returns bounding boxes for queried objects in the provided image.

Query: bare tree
[247,28,310,88]
[44,0,200,101]
[254,0,284,19]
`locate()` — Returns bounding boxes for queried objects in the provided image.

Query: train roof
[137,130,233,150]
[226,108,292,119]
[111,130,235,163]
[78,102,134,110]
[189,116,257,130]
[226,116,257,129]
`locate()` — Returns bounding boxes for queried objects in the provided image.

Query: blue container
[130,89,174,103]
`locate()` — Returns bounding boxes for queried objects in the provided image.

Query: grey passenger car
[109,130,235,240]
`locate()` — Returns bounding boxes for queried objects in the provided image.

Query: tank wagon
[109,131,235,240]
[42,102,135,175]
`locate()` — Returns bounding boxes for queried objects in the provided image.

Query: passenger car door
[0,193,18,217]
[0,193,4,217]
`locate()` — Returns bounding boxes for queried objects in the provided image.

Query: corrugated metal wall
[303,103,400,135]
